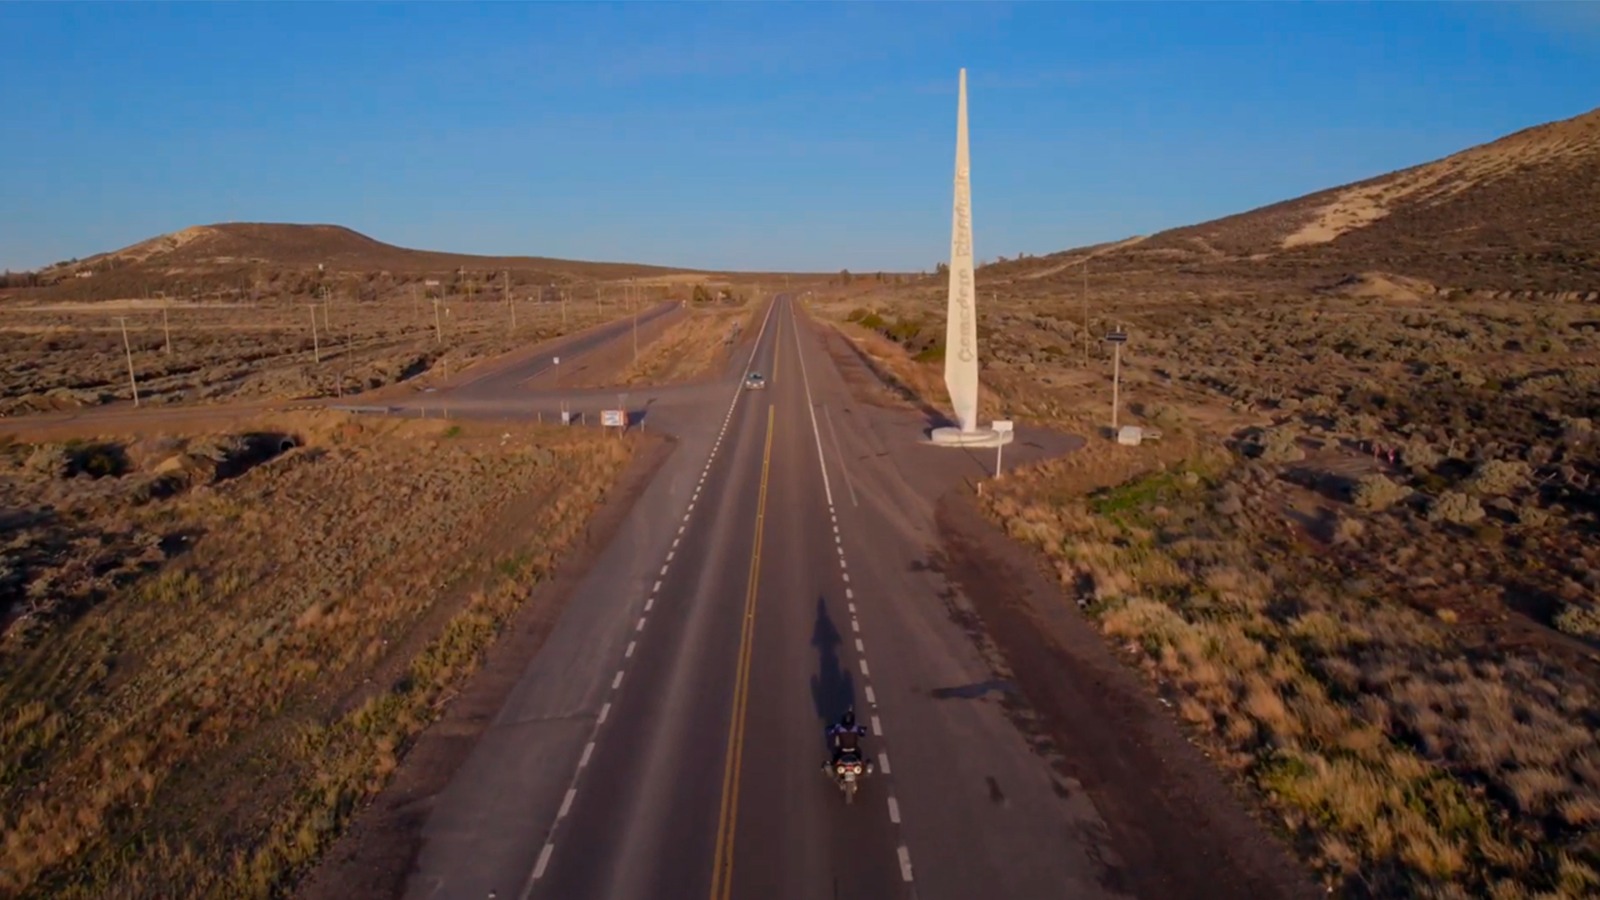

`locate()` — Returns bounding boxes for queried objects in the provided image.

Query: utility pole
[595,283,601,318]
[115,316,139,407]
[561,288,567,329]
[310,303,320,362]
[412,282,419,320]
[1105,327,1128,433]
[631,279,638,363]
[432,297,443,344]
[162,304,172,355]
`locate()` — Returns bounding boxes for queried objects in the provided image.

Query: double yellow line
[708,402,775,900]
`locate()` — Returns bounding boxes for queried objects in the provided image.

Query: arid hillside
[1,222,823,305]
[981,105,1600,298]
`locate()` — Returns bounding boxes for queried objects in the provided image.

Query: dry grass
[606,307,747,386]
[0,411,638,897]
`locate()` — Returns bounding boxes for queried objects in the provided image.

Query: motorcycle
[825,749,875,804]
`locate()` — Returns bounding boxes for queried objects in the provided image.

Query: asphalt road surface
[405,295,1126,900]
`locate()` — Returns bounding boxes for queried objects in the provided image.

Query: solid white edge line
[789,300,836,507]
[887,796,901,823]
[897,846,914,882]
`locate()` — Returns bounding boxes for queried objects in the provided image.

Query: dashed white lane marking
[870,715,883,736]
[855,638,865,653]
[851,619,860,633]
[859,659,871,677]
[878,752,891,774]
[846,588,853,601]
[837,546,845,557]
[887,796,902,823]
[898,846,914,882]
[530,302,777,894]
[532,842,555,881]
[842,572,850,583]
[865,685,876,705]
[848,602,856,614]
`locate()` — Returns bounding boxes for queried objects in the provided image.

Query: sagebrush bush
[1429,491,1486,525]
[1353,474,1412,511]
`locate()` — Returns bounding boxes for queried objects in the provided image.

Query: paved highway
[405,295,1123,900]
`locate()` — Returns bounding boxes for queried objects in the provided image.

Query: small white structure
[1117,426,1144,446]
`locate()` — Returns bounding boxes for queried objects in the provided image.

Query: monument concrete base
[929,426,1014,448]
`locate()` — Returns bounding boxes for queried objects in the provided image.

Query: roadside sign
[552,356,561,365]
[993,419,1014,434]
[601,409,625,428]
[1103,331,1128,344]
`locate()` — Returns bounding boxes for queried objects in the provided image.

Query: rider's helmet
[840,709,856,729]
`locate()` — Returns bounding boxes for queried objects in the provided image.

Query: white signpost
[992,419,1014,477]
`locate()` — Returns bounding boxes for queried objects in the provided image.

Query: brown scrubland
[811,106,1600,897]
[0,413,640,897]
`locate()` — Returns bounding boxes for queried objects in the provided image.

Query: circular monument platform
[929,426,1014,448]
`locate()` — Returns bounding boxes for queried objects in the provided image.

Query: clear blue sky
[2,2,1597,273]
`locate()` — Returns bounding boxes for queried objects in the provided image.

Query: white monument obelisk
[932,68,1010,448]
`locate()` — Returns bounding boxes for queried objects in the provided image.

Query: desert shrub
[845,307,870,323]
[1553,602,1600,640]
[1519,505,1554,528]
[1401,437,1441,473]
[1331,514,1365,544]
[1428,491,1486,525]
[24,445,70,479]
[1465,458,1530,496]
[1258,426,1305,462]
[1352,474,1412,511]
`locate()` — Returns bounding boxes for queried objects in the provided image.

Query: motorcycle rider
[821,708,874,776]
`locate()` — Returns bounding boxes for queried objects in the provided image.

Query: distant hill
[2,223,815,303]
[990,106,1600,298]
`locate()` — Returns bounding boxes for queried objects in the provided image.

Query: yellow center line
[708,403,775,900]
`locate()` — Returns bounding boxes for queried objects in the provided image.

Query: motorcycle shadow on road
[809,595,856,757]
